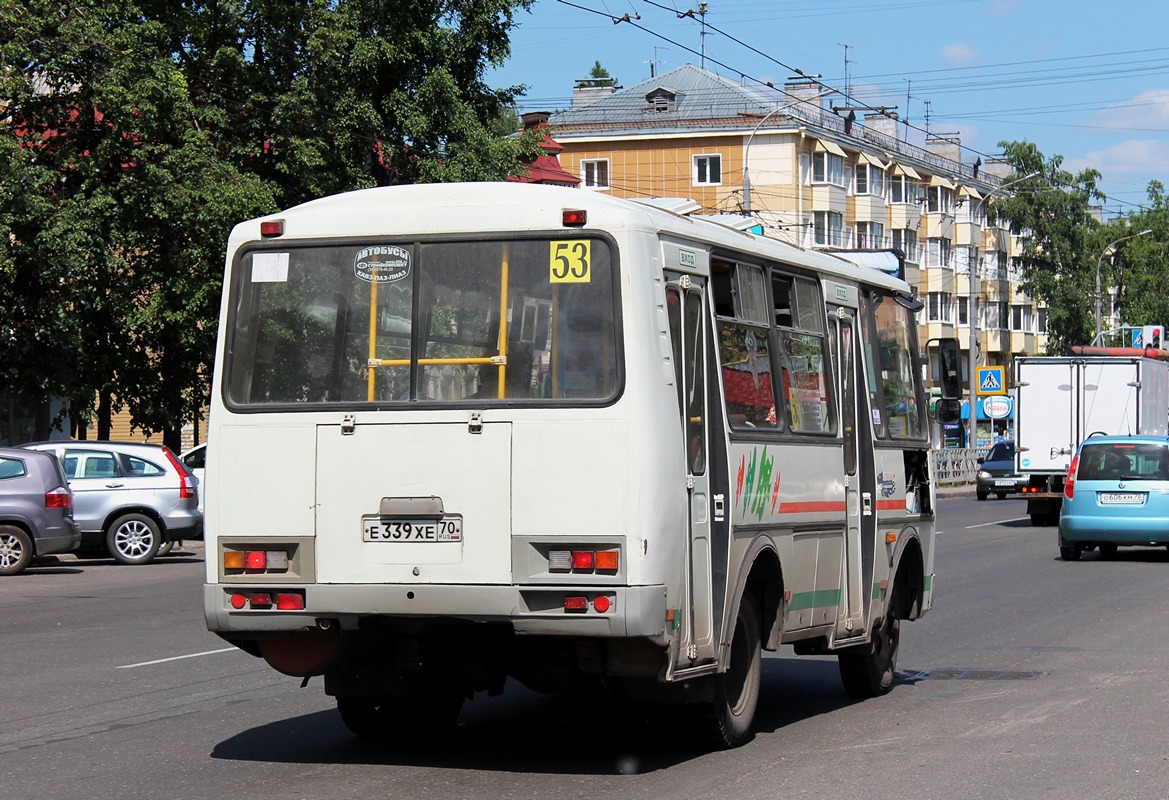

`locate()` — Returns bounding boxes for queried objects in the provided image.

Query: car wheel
[0,525,34,576]
[976,491,988,501]
[1098,543,1118,559]
[839,603,900,699]
[1059,544,1082,561]
[106,513,161,565]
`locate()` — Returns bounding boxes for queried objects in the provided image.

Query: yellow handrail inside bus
[363,242,513,400]
[496,243,509,398]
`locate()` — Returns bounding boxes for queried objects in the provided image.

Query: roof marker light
[260,219,284,237]
[562,209,587,227]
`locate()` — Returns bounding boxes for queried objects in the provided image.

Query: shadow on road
[210,655,911,774]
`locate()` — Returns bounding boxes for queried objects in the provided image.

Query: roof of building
[549,64,1001,189]
[552,64,787,131]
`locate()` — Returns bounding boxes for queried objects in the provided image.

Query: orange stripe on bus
[777,501,848,513]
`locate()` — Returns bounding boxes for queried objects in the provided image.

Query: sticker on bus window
[251,252,289,283]
[355,245,410,283]
[550,240,591,284]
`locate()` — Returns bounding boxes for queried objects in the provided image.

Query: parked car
[180,443,205,514]
[21,441,202,565]
[976,440,1026,500]
[1058,434,1169,561]
[0,447,81,575]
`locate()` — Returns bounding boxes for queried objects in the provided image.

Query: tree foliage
[1112,181,1169,333]
[990,140,1106,353]
[0,0,540,449]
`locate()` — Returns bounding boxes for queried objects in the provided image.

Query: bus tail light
[549,548,620,574]
[564,596,588,612]
[223,548,291,574]
[228,589,306,611]
[1065,455,1080,500]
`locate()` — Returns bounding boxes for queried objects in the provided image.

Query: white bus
[203,182,962,748]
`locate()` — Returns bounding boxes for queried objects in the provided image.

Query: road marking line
[117,647,239,669]
[966,517,1030,529]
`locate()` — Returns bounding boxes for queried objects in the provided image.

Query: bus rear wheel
[336,676,465,742]
[838,606,900,699]
[697,591,762,749]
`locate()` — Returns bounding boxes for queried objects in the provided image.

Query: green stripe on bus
[788,589,842,611]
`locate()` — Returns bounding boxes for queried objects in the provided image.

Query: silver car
[22,441,202,565]
[0,447,81,575]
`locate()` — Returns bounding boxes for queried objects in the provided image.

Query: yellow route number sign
[549,240,591,284]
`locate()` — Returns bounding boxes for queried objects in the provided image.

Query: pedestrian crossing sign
[977,366,1005,395]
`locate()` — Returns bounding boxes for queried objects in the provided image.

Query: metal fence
[931,447,989,485]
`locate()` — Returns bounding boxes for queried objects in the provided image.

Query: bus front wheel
[838,605,900,699]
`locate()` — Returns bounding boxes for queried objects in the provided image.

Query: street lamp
[1095,228,1153,343]
[742,89,835,213]
[966,170,1039,452]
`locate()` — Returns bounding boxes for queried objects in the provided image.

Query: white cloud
[1065,139,1169,178]
[941,43,983,68]
[1089,89,1169,131]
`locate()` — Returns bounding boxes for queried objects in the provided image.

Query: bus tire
[699,590,762,749]
[838,605,900,699]
[337,677,464,742]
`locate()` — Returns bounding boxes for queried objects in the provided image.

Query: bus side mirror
[929,337,963,424]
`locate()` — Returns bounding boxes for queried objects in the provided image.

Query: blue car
[1058,434,1169,561]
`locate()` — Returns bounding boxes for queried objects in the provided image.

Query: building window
[812,151,845,186]
[927,292,954,323]
[958,296,977,326]
[1038,307,1049,333]
[581,159,609,189]
[856,221,885,249]
[984,301,1008,330]
[694,154,722,185]
[927,186,954,214]
[890,174,919,204]
[892,228,918,263]
[1010,304,1034,332]
[927,237,952,269]
[955,244,974,275]
[813,211,844,247]
[855,163,885,196]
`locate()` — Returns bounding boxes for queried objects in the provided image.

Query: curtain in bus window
[718,322,778,429]
[872,296,923,438]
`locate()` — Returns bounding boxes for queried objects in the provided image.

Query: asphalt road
[4,495,1169,800]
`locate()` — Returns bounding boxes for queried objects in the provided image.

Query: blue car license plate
[1099,492,1144,505]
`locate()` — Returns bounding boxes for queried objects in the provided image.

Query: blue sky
[489,0,1169,218]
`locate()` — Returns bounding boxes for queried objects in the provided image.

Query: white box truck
[1014,350,1169,526]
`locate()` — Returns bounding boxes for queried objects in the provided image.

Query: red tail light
[1064,455,1079,500]
[162,447,196,500]
[45,486,72,509]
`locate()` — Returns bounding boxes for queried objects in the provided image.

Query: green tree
[990,141,1106,353]
[1112,181,1169,333]
[0,0,541,450]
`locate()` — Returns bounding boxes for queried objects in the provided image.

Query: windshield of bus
[225,237,619,406]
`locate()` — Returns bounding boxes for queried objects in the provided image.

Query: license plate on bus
[363,517,463,542]
[1099,493,1144,505]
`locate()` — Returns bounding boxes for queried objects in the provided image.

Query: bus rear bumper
[204,582,668,639]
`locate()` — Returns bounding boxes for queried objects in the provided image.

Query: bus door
[667,278,716,662]
[832,307,872,637]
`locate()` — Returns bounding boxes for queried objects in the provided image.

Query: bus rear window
[225,238,619,406]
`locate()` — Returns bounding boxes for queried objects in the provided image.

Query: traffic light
[1142,324,1166,351]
